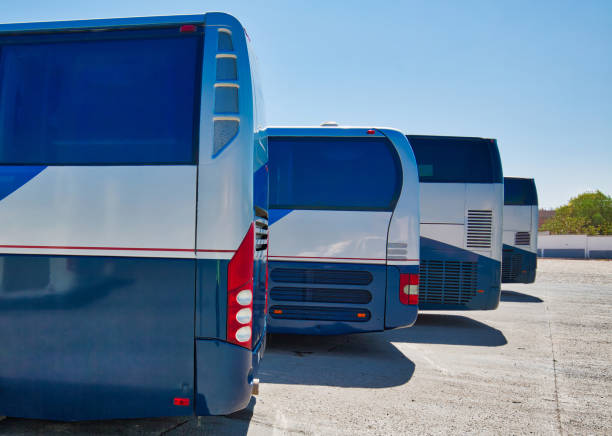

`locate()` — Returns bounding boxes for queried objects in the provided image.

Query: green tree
[541,191,612,235]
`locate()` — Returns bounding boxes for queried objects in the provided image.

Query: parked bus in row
[407,135,503,310]
[0,13,268,421]
[266,126,420,335]
[502,177,538,283]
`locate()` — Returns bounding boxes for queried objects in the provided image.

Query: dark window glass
[407,135,503,183]
[0,34,200,164]
[504,177,538,205]
[269,136,402,211]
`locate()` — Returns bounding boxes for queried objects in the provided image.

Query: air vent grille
[502,250,522,282]
[420,260,478,305]
[467,210,493,249]
[515,231,530,246]
[270,268,373,285]
[255,207,268,252]
[270,287,372,304]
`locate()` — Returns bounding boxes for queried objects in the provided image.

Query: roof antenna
[320,121,339,127]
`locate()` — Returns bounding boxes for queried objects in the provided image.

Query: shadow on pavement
[500,290,543,303]
[383,314,508,347]
[0,399,258,436]
[259,332,415,388]
[0,415,192,436]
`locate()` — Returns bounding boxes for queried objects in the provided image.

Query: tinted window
[504,177,538,205]
[269,136,401,211]
[0,32,200,164]
[407,135,503,183]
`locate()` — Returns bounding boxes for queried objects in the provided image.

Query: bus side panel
[419,236,501,310]
[0,254,195,421]
[267,260,386,335]
[384,265,419,329]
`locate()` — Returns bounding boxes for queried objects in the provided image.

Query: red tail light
[227,224,255,349]
[399,273,419,305]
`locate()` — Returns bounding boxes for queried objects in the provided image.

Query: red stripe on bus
[268,255,418,261]
[0,245,233,253]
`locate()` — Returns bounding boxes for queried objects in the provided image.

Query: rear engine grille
[467,210,493,249]
[420,260,478,305]
[270,268,373,285]
[270,287,372,304]
[269,305,370,322]
[502,250,522,281]
[514,231,530,246]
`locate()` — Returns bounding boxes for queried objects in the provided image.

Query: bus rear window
[269,136,401,211]
[0,33,200,165]
[504,177,538,205]
[407,135,503,184]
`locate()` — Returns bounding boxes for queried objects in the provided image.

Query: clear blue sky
[3,0,611,208]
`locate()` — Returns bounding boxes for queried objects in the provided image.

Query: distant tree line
[539,191,612,235]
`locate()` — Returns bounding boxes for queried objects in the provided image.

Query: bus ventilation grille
[270,287,372,304]
[270,268,373,285]
[502,250,522,281]
[514,232,530,246]
[420,260,478,305]
[269,306,370,322]
[467,210,493,249]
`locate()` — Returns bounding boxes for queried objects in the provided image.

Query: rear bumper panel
[195,333,265,416]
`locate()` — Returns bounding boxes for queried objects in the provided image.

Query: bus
[502,177,538,283]
[0,13,268,421]
[266,126,420,335]
[407,135,503,310]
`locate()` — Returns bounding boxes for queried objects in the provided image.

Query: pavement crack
[159,418,190,435]
[546,306,563,436]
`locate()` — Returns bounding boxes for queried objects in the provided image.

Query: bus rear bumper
[195,332,265,416]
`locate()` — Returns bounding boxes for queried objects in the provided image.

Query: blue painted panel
[590,250,612,259]
[195,335,265,416]
[0,254,195,421]
[385,265,419,329]
[420,237,501,310]
[502,244,537,283]
[195,259,228,340]
[0,166,46,201]
[267,260,386,335]
[269,208,292,225]
[504,177,538,206]
[540,248,585,259]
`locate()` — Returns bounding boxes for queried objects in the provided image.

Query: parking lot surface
[1,259,610,435]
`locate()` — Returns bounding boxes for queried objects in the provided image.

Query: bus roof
[0,14,227,34]
[264,126,402,138]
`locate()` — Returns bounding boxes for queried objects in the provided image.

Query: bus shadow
[259,332,415,388]
[0,400,257,436]
[383,314,507,347]
[500,290,543,303]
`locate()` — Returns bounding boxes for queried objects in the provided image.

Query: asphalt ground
[1,259,610,435]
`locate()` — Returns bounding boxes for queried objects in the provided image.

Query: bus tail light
[227,224,254,349]
[399,273,419,305]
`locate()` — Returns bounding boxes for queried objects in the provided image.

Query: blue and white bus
[0,14,268,421]
[266,126,420,335]
[502,177,538,283]
[407,135,503,310]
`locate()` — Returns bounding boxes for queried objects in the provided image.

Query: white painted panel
[420,183,465,224]
[538,235,587,249]
[269,210,392,263]
[503,205,532,232]
[0,166,197,257]
[420,223,465,248]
